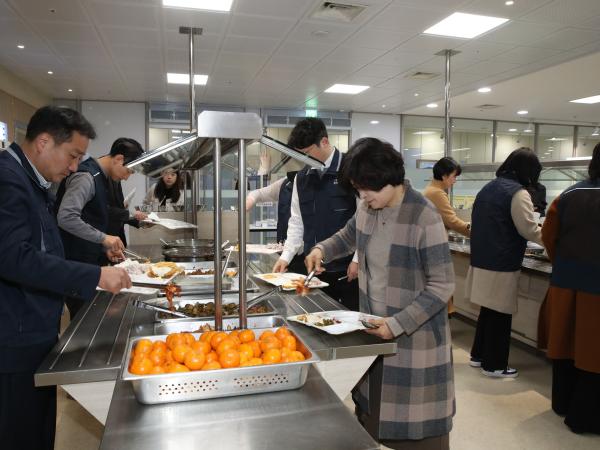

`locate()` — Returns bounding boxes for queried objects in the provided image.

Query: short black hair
[340,137,405,195]
[26,105,96,144]
[496,147,542,187]
[433,156,462,180]
[110,137,144,164]
[287,118,328,149]
[589,142,600,181]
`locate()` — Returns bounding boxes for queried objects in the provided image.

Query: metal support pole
[183,169,189,224]
[213,138,223,331]
[190,170,198,239]
[188,30,196,132]
[444,49,452,158]
[237,140,248,329]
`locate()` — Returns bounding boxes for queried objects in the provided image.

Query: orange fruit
[130,352,145,365]
[260,337,282,353]
[281,335,297,351]
[167,363,190,373]
[275,327,291,341]
[166,333,186,351]
[259,330,276,341]
[238,329,255,343]
[130,357,153,375]
[248,341,261,358]
[165,349,174,365]
[247,357,263,366]
[228,330,240,339]
[281,347,292,359]
[229,335,241,347]
[201,361,222,370]
[200,330,216,343]
[239,352,249,364]
[262,348,281,364]
[238,343,254,361]
[216,338,237,355]
[184,351,206,370]
[291,351,305,361]
[152,340,168,352]
[219,349,241,368]
[205,351,219,363]
[150,365,166,375]
[182,332,196,346]
[134,339,153,356]
[191,341,211,355]
[172,344,192,363]
[210,332,228,350]
[149,348,165,366]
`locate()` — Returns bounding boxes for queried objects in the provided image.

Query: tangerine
[238,329,255,343]
[229,335,242,347]
[172,344,192,363]
[200,330,216,343]
[259,330,276,341]
[149,348,165,366]
[191,341,211,355]
[238,343,254,361]
[184,351,206,370]
[248,341,261,358]
[216,338,237,355]
[152,340,168,352]
[210,331,228,350]
[167,363,190,373]
[281,335,297,351]
[130,357,153,375]
[275,327,291,341]
[219,349,241,368]
[201,361,222,370]
[166,333,186,351]
[260,337,282,353]
[262,348,282,364]
[150,365,166,375]
[134,339,153,356]
[228,330,240,339]
[205,351,219,363]
[247,357,263,366]
[182,332,196,346]
[165,349,174,364]
[291,351,305,361]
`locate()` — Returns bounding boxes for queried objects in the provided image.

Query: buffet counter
[35,249,394,449]
[449,242,550,347]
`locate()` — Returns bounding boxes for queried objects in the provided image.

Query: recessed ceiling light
[324,84,369,95]
[47,70,53,75]
[478,87,491,93]
[311,30,330,37]
[524,129,533,133]
[162,0,233,12]
[17,44,25,49]
[546,137,567,141]
[570,95,600,104]
[505,1,514,5]
[508,128,517,132]
[426,103,438,108]
[381,104,386,108]
[423,12,509,39]
[517,110,528,115]
[167,73,208,85]
[67,88,73,92]
[567,156,592,161]
[414,93,419,97]
[171,129,181,134]
[413,131,437,135]
[370,120,380,125]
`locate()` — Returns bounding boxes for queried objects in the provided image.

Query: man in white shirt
[272,118,359,310]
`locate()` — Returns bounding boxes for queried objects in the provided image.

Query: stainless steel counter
[100,367,378,450]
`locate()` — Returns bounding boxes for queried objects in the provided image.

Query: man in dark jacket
[56,137,144,317]
[0,106,131,450]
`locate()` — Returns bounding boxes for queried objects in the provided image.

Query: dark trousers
[0,373,56,450]
[318,271,359,311]
[470,306,512,371]
[552,359,600,434]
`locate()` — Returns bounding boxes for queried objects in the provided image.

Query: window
[576,126,600,157]
[402,116,445,190]
[451,118,493,164]
[495,122,534,162]
[537,124,574,161]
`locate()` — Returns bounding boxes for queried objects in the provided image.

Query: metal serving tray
[148,293,276,323]
[154,314,286,334]
[120,326,319,404]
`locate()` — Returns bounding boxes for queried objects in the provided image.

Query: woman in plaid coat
[306,138,455,450]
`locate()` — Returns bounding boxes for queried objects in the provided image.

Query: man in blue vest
[56,137,144,318]
[273,118,359,311]
[0,106,131,450]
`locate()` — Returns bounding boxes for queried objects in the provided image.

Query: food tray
[120,326,319,404]
[154,315,286,335]
[253,272,329,291]
[287,310,383,335]
[148,293,276,323]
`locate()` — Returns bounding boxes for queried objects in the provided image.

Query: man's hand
[272,259,289,273]
[133,211,148,221]
[304,248,325,274]
[245,196,255,211]
[102,235,125,252]
[98,267,131,294]
[364,318,394,340]
[106,248,125,264]
[347,261,358,281]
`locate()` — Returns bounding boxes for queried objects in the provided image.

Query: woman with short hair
[305,138,455,449]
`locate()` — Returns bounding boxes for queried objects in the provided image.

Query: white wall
[81,101,147,211]
[350,112,401,150]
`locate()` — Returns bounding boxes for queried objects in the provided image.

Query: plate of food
[116,260,184,285]
[287,310,383,335]
[253,272,329,291]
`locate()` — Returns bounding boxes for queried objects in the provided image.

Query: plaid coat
[316,181,455,440]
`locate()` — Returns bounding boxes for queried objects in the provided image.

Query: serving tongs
[133,299,191,318]
[123,248,151,263]
[304,269,317,287]
[245,286,283,310]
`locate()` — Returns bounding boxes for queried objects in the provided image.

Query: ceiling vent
[475,104,502,110]
[310,2,368,22]
[404,71,440,80]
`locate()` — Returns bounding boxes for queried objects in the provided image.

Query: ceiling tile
[373,50,435,69]
[342,28,415,51]
[165,31,221,51]
[230,14,296,39]
[353,64,403,79]
[234,0,313,19]
[326,46,386,65]
[480,20,562,45]
[51,40,106,58]
[458,59,521,76]
[522,0,600,25]
[102,26,161,47]
[394,35,466,54]
[32,21,101,43]
[214,51,268,69]
[287,21,355,46]
[367,5,450,32]
[118,59,164,73]
[0,2,18,20]
[161,8,229,34]
[264,55,319,72]
[454,40,515,62]
[110,45,163,62]
[495,46,565,64]
[531,28,600,51]
[461,0,552,19]
[275,41,335,60]
[377,75,431,91]
[12,0,89,24]
[3,52,63,69]
[89,2,159,29]
[222,36,279,55]
[0,21,52,54]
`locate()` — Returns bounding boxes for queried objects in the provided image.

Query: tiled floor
[55,317,600,449]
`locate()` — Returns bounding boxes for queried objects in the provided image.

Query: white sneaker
[469,358,482,368]
[481,367,519,378]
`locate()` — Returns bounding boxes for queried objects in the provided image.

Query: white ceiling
[1,0,600,122]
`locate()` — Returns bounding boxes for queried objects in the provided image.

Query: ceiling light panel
[423,12,509,39]
[325,84,370,95]
[167,73,209,85]
[162,0,233,12]
[570,95,600,104]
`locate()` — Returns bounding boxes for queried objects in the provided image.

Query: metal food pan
[120,325,318,404]
[154,314,286,334]
[149,294,276,323]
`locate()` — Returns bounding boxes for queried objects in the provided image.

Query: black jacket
[107,179,139,247]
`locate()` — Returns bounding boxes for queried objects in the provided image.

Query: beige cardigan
[423,180,470,237]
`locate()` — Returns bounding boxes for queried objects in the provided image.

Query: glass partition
[495,121,534,162]
[537,124,574,161]
[576,126,600,157]
[402,116,445,190]
[451,118,493,164]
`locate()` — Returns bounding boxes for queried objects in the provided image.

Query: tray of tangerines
[120,326,319,404]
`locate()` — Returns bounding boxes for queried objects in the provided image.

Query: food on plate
[260,273,279,280]
[265,242,284,252]
[157,301,269,318]
[296,313,341,327]
[115,258,150,275]
[148,261,183,279]
[188,268,215,276]
[128,326,306,375]
[164,283,182,311]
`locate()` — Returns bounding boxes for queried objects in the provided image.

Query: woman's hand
[347,261,358,281]
[364,318,394,340]
[305,248,325,274]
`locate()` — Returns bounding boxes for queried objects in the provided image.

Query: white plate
[129,271,181,286]
[287,310,382,335]
[253,272,329,291]
[97,286,159,295]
